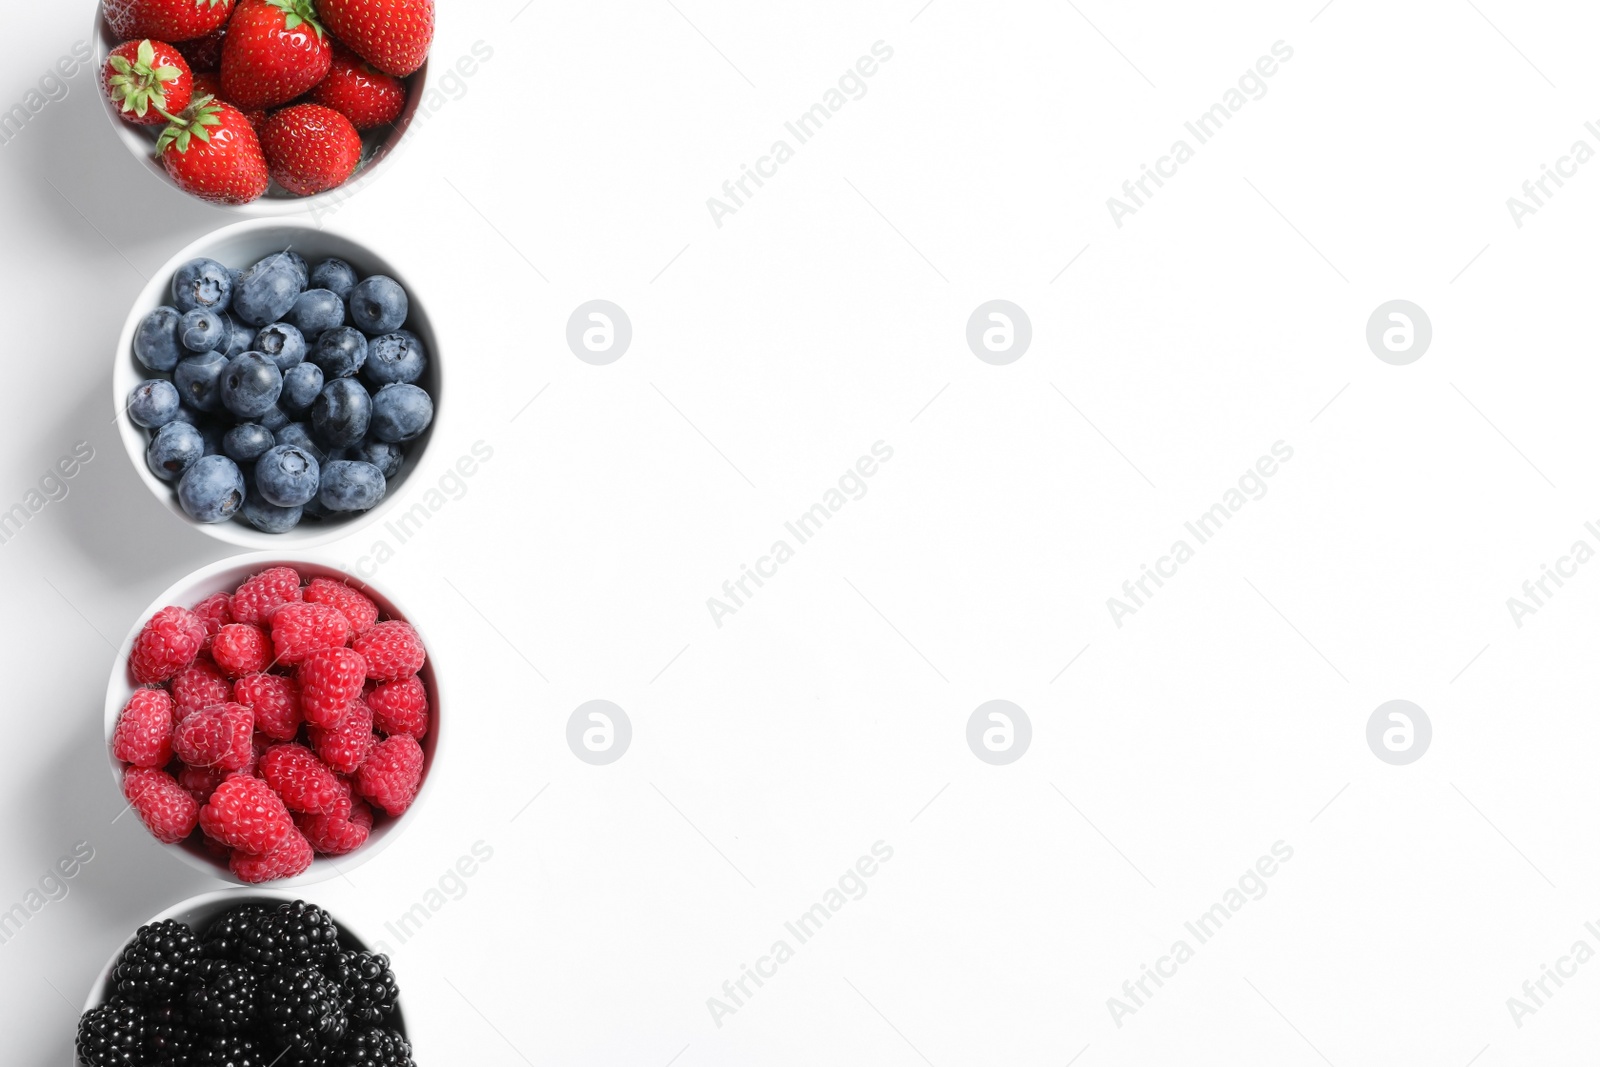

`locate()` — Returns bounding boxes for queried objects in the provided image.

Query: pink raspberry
[171,659,232,713]
[354,734,423,816]
[130,606,207,684]
[270,601,351,665]
[191,592,233,652]
[113,689,176,767]
[308,697,374,775]
[367,676,428,739]
[296,799,371,856]
[229,566,302,626]
[211,624,271,677]
[297,647,367,727]
[229,828,314,882]
[199,775,295,854]
[259,743,348,815]
[303,578,379,634]
[173,703,254,771]
[352,621,425,682]
[124,767,199,844]
[175,762,227,806]
[234,672,301,741]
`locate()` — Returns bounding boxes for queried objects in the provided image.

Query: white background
[3,1,1599,1064]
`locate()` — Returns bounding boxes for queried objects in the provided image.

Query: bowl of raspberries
[75,893,415,1065]
[107,557,439,885]
[114,218,441,545]
[96,0,434,208]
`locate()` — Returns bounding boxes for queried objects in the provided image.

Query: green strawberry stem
[156,96,223,156]
[107,39,183,118]
[265,0,326,39]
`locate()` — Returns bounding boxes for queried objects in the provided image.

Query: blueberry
[223,423,275,464]
[242,488,302,533]
[287,289,346,340]
[318,460,386,512]
[179,308,225,352]
[301,494,334,520]
[275,422,328,462]
[219,351,284,418]
[361,330,426,387]
[309,257,357,299]
[233,252,305,327]
[255,444,322,507]
[168,405,199,426]
[311,378,372,448]
[178,454,245,523]
[127,380,180,429]
[196,419,227,456]
[280,363,324,414]
[174,351,228,412]
[146,421,204,481]
[310,327,367,379]
[134,306,185,372]
[349,276,407,334]
[349,439,404,479]
[259,405,290,432]
[282,251,309,289]
[254,322,306,372]
[370,384,433,443]
[218,313,255,357]
[171,258,233,314]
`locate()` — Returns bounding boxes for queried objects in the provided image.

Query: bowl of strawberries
[106,556,441,885]
[96,0,434,209]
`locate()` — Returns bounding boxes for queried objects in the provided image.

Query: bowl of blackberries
[114,218,441,546]
[74,892,416,1066]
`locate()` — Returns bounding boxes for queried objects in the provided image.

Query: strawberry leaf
[137,39,156,68]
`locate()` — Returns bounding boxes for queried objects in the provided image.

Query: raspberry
[298,647,367,727]
[234,673,301,741]
[211,624,271,677]
[172,659,232,713]
[229,829,314,883]
[174,704,254,771]
[131,606,208,684]
[192,592,233,650]
[296,799,371,856]
[367,677,428,739]
[125,768,200,843]
[113,689,176,767]
[259,744,348,815]
[352,621,425,682]
[303,578,380,634]
[176,762,227,806]
[199,775,295,854]
[354,735,423,816]
[308,698,374,774]
[229,566,302,626]
[270,601,351,665]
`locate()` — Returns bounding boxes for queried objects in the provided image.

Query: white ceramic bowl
[94,4,429,214]
[114,218,443,548]
[77,889,407,1062]
[105,553,442,887]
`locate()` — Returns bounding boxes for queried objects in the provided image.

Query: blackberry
[332,1027,414,1067]
[185,958,259,1034]
[263,965,348,1056]
[243,901,342,970]
[201,903,270,962]
[114,919,203,1004]
[192,1032,270,1066]
[148,1000,199,1065]
[324,951,398,1025]
[75,999,146,1067]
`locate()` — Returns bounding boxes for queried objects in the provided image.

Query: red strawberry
[106,0,234,43]
[309,47,406,130]
[177,26,227,71]
[104,39,193,126]
[260,104,362,196]
[220,0,332,111]
[158,96,269,204]
[317,0,432,77]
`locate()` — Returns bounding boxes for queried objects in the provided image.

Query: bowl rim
[91,3,430,216]
[105,551,442,888]
[113,216,444,548]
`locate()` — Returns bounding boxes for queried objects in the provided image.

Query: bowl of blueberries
[114,219,442,545]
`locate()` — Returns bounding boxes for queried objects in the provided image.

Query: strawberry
[104,39,193,125]
[317,0,433,77]
[220,0,332,111]
[309,46,407,130]
[260,103,362,195]
[106,0,234,43]
[176,26,227,72]
[158,96,269,204]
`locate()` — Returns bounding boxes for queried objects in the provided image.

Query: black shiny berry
[332,1026,414,1067]
[201,904,270,962]
[76,999,146,1067]
[323,951,398,1026]
[114,919,204,1004]
[192,1031,270,1066]
[243,901,342,970]
[147,1000,199,1065]
[263,965,347,1054]
[185,958,259,1034]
